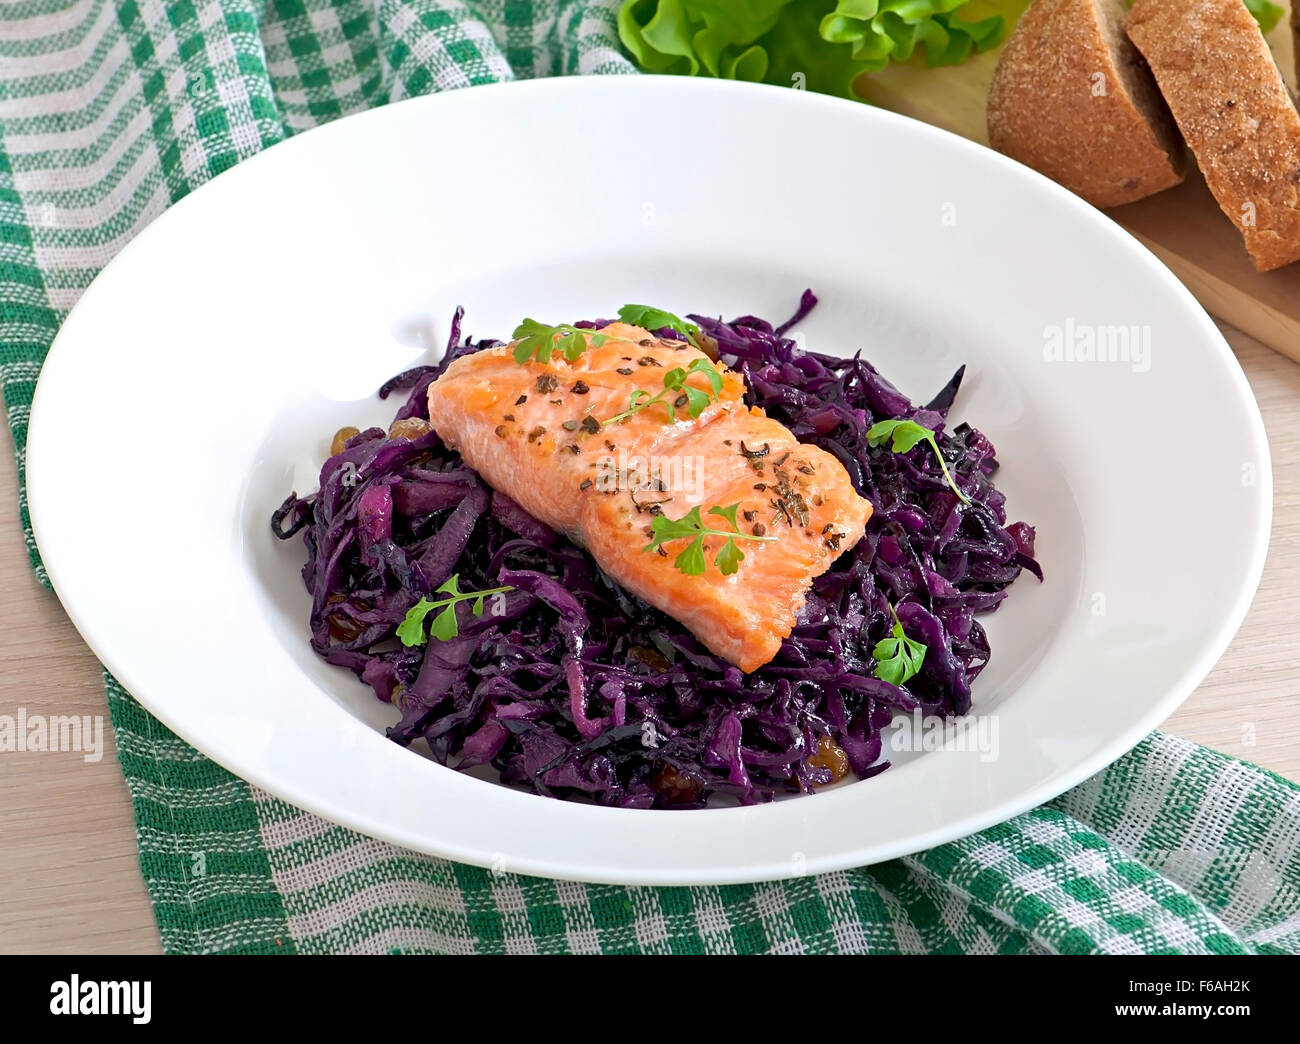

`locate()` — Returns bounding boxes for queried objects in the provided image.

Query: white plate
[27,77,1270,885]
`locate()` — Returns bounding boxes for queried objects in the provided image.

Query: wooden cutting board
[861,10,1300,365]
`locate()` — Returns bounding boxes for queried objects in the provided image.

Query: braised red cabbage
[272,292,1040,808]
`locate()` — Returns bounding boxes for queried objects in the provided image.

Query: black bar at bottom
[3,953,1288,1028]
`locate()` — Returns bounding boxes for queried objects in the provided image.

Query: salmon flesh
[426,322,873,672]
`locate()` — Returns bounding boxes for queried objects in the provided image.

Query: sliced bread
[987,0,1185,208]
[1127,0,1300,272]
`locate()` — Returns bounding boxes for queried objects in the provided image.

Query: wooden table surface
[0,324,1296,955]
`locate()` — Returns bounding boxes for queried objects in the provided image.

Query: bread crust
[987,0,1185,208]
[1128,0,1300,271]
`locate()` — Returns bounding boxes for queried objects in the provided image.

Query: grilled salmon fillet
[426,322,873,672]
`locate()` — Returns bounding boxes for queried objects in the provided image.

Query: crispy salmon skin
[426,322,873,672]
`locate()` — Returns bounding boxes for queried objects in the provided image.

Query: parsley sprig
[396,574,514,646]
[615,304,701,349]
[604,358,724,426]
[643,502,775,576]
[871,603,927,686]
[511,304,701,365]
[866,419,970,505]
[511,320,608,364]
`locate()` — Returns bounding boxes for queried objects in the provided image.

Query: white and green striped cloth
[4,0,1300,954]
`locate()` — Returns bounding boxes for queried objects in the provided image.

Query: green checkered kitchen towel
[3,0,1300,955]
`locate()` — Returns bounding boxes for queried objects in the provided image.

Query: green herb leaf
[396,575,516,647]
[866,418,971,505]
[673,536,708,576]
[707,503,741,528]
[689,356,724,395]
[872,615,927,686]
[510,319,607,365]
[643,501,774,577]
[511,318,551,364]
[395,600,435,647]
[604,357,725,426]
[429,602,460,641]
[683,385,712,418]
[715,538,744,575]
[616,303,701,347]
[647,505,705,543]
[866,418,931,454]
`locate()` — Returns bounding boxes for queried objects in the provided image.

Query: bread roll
[1128,0,1300,271]
[988,0,1185,208]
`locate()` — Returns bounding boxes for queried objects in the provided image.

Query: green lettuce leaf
[820,0,1003,70]
[617,0,1010,97]
[1243,0,1283,34]
[762,0,883,94]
